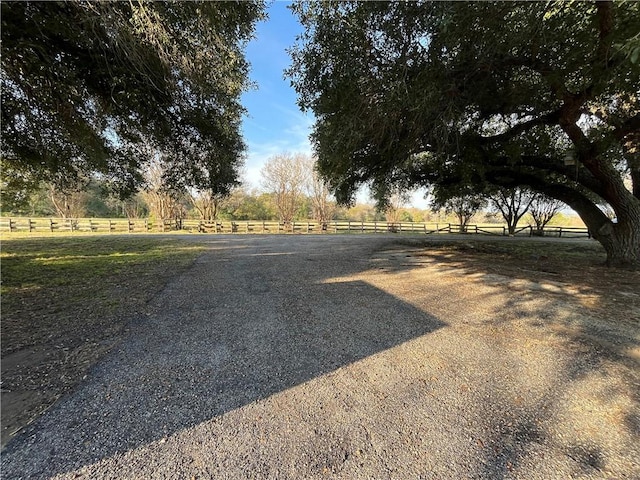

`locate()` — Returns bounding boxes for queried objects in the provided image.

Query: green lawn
[1,235,206,445]
[427,238,606,261]
[1,235,205,356]
[1,235,202,293]
[0,235,208,446]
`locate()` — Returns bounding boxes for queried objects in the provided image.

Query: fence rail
[0,217,591,238]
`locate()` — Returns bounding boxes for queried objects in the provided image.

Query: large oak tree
[289,1,640,266]
[1,1,264,197]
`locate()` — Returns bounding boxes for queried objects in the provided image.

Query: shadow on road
[373,238,639,478]
[4,235,638,479]
[1,236,446,478]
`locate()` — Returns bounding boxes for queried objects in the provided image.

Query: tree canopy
[1,1,265,196]
[289,1,640,265]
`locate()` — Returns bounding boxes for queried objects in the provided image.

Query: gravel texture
[2,234,638,479]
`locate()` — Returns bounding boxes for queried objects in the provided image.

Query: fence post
[559,227,563,238]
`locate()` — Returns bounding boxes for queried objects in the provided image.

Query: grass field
[1,235,205,446]
[1,235,202,298]
[411,237,607,263]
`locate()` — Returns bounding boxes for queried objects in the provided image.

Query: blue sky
[241,1,312,189]
[241,1,429,207]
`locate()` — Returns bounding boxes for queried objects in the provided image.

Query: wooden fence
[0,217,591,238]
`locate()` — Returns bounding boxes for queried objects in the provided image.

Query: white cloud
[241,107,432,208]
[243,107,314,190]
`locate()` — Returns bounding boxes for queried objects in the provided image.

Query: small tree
[529,194,565,235]
[47,182,88,218]
[188,189,222,222]
[217,188,275,220]
[261,153,310,223]
[141,156,185,228]
[103,192,147,219]
[309,167,336,224]
[488,187,536,235]
[432,193,487,233]
[338,203,382,222]
[384,192,410,224]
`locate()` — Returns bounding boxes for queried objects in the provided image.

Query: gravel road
[2,235,638,479]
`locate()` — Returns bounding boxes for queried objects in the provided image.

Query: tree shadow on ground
[388,237,639,360]
[3,235,638,479]
[376,237,639,478]
[1,236,446,478]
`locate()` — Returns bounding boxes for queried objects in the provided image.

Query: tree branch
[479,110,561,145]
[483,169,612,236]
[622,130,640,198]
[516,155,606,197]
[595,1,614,67]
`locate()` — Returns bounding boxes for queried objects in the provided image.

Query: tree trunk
[593,217,640,268]
[523,179,640,268]
[456,212,466,233]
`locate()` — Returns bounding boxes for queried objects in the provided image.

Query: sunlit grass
[0,235,206,446]
[0,236,204,298]
[1,235,207,362]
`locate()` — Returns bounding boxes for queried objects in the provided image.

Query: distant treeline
[1,177,586,229]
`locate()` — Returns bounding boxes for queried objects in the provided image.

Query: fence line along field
[0,217,591,238]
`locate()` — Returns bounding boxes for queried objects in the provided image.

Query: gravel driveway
[2,235,638,479]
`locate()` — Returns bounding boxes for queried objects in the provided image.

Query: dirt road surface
[2,235,638,479]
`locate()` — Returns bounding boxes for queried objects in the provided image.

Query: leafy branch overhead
[1,1,265,196]
[288,0,640,266]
